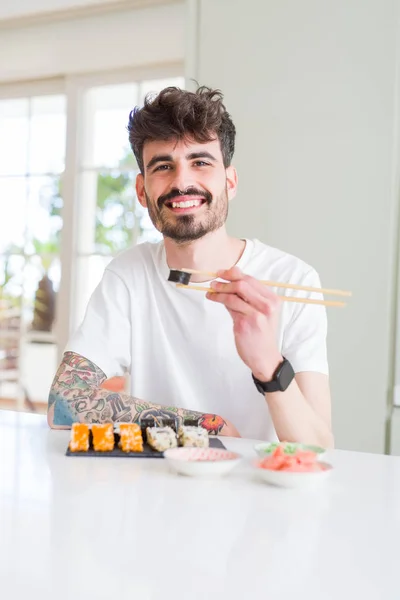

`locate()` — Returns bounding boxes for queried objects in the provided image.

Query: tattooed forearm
[48,352,227,434]
[48,351,106,408]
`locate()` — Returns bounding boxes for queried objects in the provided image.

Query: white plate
[253,460,333,488]
[163,447,242,477]
[254,442,326,459]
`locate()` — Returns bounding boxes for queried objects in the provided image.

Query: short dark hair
[127,85,236,174]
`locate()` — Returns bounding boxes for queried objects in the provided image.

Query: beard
[144,186,229,244]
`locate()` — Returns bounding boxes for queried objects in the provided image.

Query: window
[0,68,184,411]
[0,90,66,407]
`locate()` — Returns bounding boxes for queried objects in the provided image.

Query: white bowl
[163,447,242,478]
[253,460,333,489]
[254,442,326,460]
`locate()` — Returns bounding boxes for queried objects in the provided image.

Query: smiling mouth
[164,196,208,212]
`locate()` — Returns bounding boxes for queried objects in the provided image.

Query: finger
[210,279,279,315]
[217,266,244,281]
[217,266,279,303]
[206,291,256,315]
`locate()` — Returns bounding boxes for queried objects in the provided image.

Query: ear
[135,173,147,208]
[225,165,238,201]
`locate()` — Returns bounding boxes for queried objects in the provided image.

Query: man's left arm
[206,267,333,448]
[262,371,333,448]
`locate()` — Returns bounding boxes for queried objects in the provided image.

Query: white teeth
[171,200,202,209]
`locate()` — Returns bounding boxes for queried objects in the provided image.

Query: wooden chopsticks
[176,284,346,307]
[176,268,351,308]
[180,268,351,297]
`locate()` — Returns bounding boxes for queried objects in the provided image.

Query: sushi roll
[178,425,209,448]
[146,426,177,452]
[168,270,192,285]
[92,423,115,452]
[140,417,156,442]
[140,416,178,440]
[69,423,90,452]
[159,417,178,433]
[118,423,143,453]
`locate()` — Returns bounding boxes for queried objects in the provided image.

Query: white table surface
[1,410,399,600]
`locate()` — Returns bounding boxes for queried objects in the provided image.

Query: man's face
[136,137,237,243]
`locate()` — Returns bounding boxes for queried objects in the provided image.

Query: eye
[154,164,172,172]
[193,161,210,167]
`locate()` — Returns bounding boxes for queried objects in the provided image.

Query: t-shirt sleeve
[64,268,131,378]
[281,268,329,375]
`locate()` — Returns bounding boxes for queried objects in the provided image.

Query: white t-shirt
[66,239,328,440]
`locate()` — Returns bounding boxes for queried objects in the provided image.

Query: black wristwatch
[252,358,295,394]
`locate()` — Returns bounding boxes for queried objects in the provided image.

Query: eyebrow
[146,151,218,170]
[187,151,217,162]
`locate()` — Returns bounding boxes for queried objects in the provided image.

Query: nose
[170,162,195,192]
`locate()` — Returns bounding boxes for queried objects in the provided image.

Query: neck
[163,227,246,282]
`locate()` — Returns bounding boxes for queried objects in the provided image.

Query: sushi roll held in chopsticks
[167,269,192,285]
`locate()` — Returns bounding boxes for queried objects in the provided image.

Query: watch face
[252,359,295,394]
[277,359,295,391]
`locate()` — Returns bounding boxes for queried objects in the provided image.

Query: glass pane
[0,329,21,402]
[0,253,60,408]
[0,255,25,299]
[6,256,59,410]
[138,77,185,104]
[0,256,23,403]
[0,254,59,406]
[135,200,163,245]
[81,83,139,169]
[0,99,29,176]
[0,177,27,253]
[22,254,60,330]
[25,175,63,256]
[77,169,137,255]
[28,95,66,175]
[95,169,136,254]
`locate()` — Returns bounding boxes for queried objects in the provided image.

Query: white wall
[0,0,114,20]
[0,2,184,83]
[187,0,400,453]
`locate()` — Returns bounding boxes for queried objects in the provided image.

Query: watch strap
[252,358,295,394]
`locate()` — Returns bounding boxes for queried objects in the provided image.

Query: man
[48,85,333,446]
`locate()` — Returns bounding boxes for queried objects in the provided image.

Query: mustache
[158,188,212,209]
